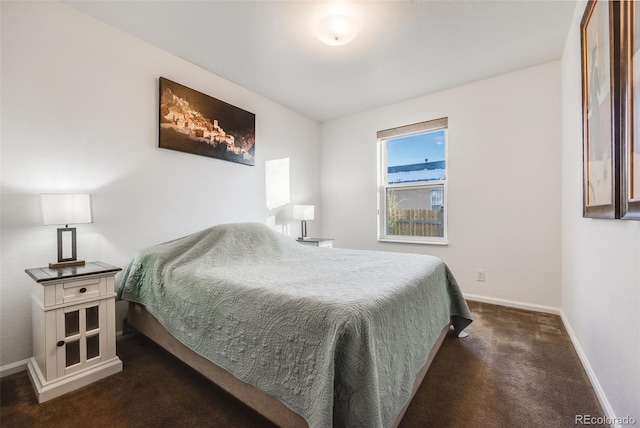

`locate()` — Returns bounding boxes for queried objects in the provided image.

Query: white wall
[0,1,320,367]
[560,1,640,420]
[320,62,562,309]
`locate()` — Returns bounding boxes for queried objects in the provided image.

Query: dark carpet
[1,301,605,427]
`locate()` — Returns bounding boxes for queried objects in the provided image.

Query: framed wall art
[159,77,256,166]
[621,1,640,219]
[580,0,621,219]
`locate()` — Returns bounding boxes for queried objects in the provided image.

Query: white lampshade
[41,194,93,226]
[293,205,315,221]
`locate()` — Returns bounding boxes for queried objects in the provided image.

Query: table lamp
[293,205,314,239]
[41,194,93,269]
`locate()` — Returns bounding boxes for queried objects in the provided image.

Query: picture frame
[580,0,621,219]
[620,1,640,219]
[159,77,256,166]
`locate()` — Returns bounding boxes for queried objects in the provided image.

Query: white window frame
[377,117,448,245]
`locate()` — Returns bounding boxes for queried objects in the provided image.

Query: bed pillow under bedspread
[118,222,472,428]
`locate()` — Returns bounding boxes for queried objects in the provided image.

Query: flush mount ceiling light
[316,15,358,46]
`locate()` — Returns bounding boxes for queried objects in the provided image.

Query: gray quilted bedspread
[118,222,472,428]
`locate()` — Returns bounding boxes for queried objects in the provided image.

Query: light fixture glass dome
[316,15,358,46]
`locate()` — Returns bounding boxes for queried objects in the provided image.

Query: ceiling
[66,1,577,122]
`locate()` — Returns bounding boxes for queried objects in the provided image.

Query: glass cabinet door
[56,301,105,376]
[85,305,100,360]
[64,311,81,367]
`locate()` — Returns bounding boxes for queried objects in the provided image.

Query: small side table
[297,238,334,248]
[25,261,123,403]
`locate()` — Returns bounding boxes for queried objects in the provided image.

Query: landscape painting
[159,77,255,166]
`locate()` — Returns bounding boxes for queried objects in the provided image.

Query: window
[378,118,448,244]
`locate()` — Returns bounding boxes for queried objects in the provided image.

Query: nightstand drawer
[62,277,102,303]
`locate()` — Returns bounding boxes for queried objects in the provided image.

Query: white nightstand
[25,261,123,403]
[297,238,334,248]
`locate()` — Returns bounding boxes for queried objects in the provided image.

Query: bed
[118,222,472,428]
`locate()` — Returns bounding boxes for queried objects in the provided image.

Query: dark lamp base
[49,259,86,269]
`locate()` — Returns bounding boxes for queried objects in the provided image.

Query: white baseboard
[559,311,620,428]
[464,293,561,315]
[1,358,29,378]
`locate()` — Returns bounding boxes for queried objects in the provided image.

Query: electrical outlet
[476,270,485,282]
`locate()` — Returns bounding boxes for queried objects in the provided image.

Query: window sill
[377,238,448,246]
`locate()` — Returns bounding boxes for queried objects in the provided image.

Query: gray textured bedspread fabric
[118,222,472,428]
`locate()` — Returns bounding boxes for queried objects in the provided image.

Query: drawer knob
[79,287,87,293]
[57,341,65,347]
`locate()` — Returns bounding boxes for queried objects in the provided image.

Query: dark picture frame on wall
[158,77,256,166]
[580,0,621,219]
[620,1,640,219]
